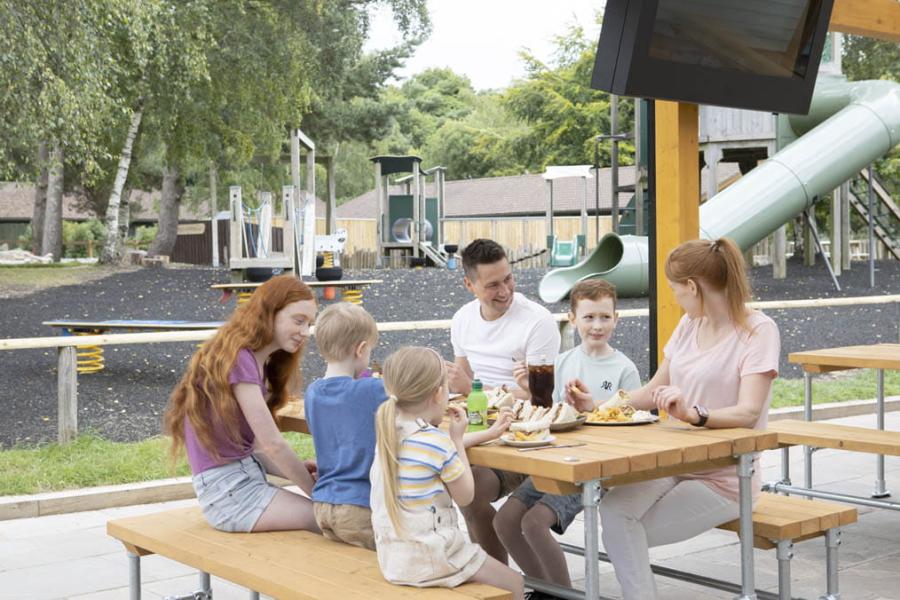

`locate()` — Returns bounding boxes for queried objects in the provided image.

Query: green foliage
[62,219,107,258]
[131,225,158,250]
[17,225,33,250]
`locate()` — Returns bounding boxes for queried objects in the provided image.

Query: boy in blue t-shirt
[305,302,385,550]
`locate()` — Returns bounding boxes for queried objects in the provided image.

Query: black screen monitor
[591,0,835,114]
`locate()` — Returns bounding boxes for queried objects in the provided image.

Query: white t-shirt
[450,292,561,389]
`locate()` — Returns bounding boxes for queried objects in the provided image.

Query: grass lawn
[0,371,897,496]
[0,431,314,496]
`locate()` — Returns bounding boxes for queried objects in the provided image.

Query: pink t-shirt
[184,348,265,475]
[663,311,780,501]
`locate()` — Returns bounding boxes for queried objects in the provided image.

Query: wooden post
[773,225,787,279]
[375,161,383,268]
[830,189,842,276]
[841,181,851,270]
[210,165,219,267]
[326,156,336,235]
[654,101,699,364]
[229,186,242,275]
[58,346,78,444]
[804,216,816,266]
[559,320,576,352]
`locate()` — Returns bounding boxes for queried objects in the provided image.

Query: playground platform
[0,411,897,600]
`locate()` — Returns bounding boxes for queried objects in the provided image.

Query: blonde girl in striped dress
[370,346,524,599]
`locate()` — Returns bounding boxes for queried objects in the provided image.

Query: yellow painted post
[654,101,700,365]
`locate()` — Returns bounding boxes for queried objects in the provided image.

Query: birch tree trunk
[118,191,131,252]
[41,143,64,261]
[148,165,183,257]
[30,142,49,255]
[100,106,143,263]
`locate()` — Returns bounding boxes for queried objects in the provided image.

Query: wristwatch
[692,405,709,427]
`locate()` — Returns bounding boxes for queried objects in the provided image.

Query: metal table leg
[583,480,601,600]
[820,528,841,600]
[128,552,141,600]
[736,454,758,600]
[873,369,890,498]
[804,373,814,492]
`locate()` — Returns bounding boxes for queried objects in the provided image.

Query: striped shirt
[397,424,465,510]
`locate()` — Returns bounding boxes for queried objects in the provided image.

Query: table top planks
[788,343,900,373]
[277,401,776,487]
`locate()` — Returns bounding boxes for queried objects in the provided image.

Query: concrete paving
[1,412,898,600]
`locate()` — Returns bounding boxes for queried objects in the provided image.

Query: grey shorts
[511,477,584,535]
[192,455,279,533]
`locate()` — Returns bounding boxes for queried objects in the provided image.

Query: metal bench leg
[819,528,841,600]
[775,540,793,600]
[128,552,141,600]
[249,592,260,600]
[737,453,758,600]
[873,369,890,499]
[200,572,211,597]
[780,447,791,495]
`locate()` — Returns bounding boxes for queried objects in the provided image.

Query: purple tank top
[184,348,266,474]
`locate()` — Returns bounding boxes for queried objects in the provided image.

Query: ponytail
[665,237,752,331]
[375,396,404,535]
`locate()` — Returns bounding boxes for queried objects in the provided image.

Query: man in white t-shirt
[449,238,561,564]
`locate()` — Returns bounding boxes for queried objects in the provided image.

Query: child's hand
[304,459,318,482]
[565,379,595,412]
[447,404,467,443]
[486,407,513,439]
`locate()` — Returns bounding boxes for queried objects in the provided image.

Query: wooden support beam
[831,0,900,43]
[58,347,78,443]
[654,101,700,364]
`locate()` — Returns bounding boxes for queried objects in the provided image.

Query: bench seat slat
[717,494,858,543]
[107,507,511,600]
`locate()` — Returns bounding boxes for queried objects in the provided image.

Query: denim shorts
[511,477,584,534]
[192,455,278,533]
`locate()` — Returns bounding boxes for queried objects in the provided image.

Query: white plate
[584,415,660,426]
[448,393,463,400]
[500,434,556,448]
[550,415,587,432]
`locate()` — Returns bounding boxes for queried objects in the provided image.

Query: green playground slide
[539,76,900,302]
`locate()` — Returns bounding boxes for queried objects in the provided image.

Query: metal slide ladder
[848,170,900,261]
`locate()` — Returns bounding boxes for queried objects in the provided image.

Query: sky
[365,0,605,91]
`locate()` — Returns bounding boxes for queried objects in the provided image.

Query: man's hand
[446,360,473,395]
[512,360,529,394]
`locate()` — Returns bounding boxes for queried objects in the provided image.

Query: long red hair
[164,275,315,463]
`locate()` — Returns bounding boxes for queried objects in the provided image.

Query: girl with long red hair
[164,275,319,533]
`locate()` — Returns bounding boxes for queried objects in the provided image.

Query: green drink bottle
[467,379,488,432]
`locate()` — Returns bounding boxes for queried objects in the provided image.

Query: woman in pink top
[595,238,780,599]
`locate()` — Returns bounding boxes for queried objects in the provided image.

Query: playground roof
[370,155,423,176]
[338,163,740,219]
[0,183,329,224]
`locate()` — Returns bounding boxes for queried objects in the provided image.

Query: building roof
[337,163,740,219]
[0,182,330,223]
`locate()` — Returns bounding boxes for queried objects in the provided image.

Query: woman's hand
[447,404,468,444]
[565,378,595,413]
[512,360,529,393]
[651,385,694,423]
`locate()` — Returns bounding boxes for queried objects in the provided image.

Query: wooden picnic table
[278,401,777,600]
[788,343,900,498]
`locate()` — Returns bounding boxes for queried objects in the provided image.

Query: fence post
[58,346,78,444]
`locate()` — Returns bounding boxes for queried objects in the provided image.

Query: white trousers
[598,478,739,600]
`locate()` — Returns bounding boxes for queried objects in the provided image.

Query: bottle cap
[471,379,483,391]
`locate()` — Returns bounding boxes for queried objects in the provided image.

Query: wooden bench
[765,420,900,512]
[717,493,857,600]
[107,506,511,600]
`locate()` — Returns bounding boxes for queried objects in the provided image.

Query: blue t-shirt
[305,376,388,507]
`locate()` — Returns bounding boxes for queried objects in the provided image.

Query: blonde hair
[664,238,752,331]
[374,346,445,534]
[314,303,378,362]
